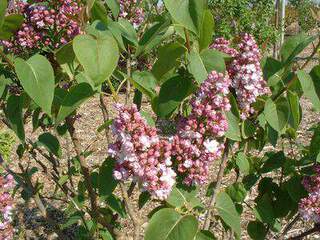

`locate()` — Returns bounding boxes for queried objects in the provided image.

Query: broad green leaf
[241,119,256,139]
[297,70,320,111]
[0,0,7,29]
[138,191,151,209]
[167,185,198,208]
[200,49,227,73]
[311,125,320,158]
[56,83,95,124]
[140,111,156,127]
[137,19,172,56]
[156,75,194,118]
[5,95,25,142]
[131,71,157,99]
[262,57,283,87]
[75,72,96,90]
[236,152,250,175]
[226,183,247,203]
[225,111,241,141]
[264,98,289,133]
[73,34,119,86]
[199,10,214,51]
[0,14,24,40]
[152,42,186,82]
[55,41,75,65]
[287,90,301,130]
[281,34,317,66]
[285,176,307,202]
[253,194,275,224]
[105,0,120,18]
[0,75,11,98]
[260,151,286,174]
[91,1,110,26]
[106,194,126,217]
[216,192,241,238]
[187,50,207,84]
[37,133,62,157]
[145,208,198,240]
[163,0,205,34]
[194,230,216,240]
[98,158,118,198]
[247,221,267,240]
[117,19,138,46]
[15,54,55,115]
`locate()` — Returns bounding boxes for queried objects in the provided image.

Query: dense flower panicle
[229,33,269,119]
[119,0,145,28]
[299,165,320,223]
[172,71,231,186]
[211,34,269,119]
[1,0,82,53]
[210,38,238,58]
[109,104,176,200]
[0,174,15,240]
[299,191,320,223]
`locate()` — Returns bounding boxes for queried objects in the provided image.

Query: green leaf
[140,111,156,127]
[199,10,214,51]
[225,111,241,141]
[138,191,151,209]
[156,75,194,118]
[226,183,247,203]
[91,1,110,26]
[98,158,118,198]
[56,83,95,124]
[73,34,119,86]
[37,133,61,157]
[0,75,11,98]
[287,90,301,129]
[260,151,286,174]
[166,185,198,208]
[15,55,55,115]
[0,14,24,40]
[5,95,25,142]
[247,221,267,240]
[194,230,216,240]
[163,0,205,34]
[200,49,226,73]
[264,98,289,133]
[281,34,316,66]
[284,176,307,202]
[254,194,275,225]
[0,0,7,30]
[137,19,172,56]
[116,19,138,46]
[236,152,250,175]
[241,119,256,139]
[216,192,241,238]
[262,57,283,87]
[55,41,75,65]
[152,42,186,82]
[131,71,157,99]
[297,70,320,111]
[187,50,208,84]
[106,194,126,217]
[105,0,120,18]
[145,208,199,240]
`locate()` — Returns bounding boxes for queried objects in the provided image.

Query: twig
[0,48,15,69]
[287,224,320,240]
[203,139,230,230]
[126,49,132,105]
[99,94,111,143]
[184,28,191,52]
[280,214,300,239]
[119,182,141,240]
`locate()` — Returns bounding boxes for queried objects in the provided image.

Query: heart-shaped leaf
[73,34,119,86]
[15,54,55,115]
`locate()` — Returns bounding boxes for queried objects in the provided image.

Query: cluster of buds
[1,0,82,53]
[0,174,15,240]
[172,71,231,186]
[108,105,176,200]
[211,34,269,119]
[299,165,320,223]
[119,0,145,28]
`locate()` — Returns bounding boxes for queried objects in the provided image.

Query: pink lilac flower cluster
[299,165,320,223]
[119,0,145,28]
[1,0,82,53]
[211,34,269,119]
[0,174,15,240]
[172,71,231,186]
[108,104,176,200]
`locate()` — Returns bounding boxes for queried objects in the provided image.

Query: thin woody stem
[119,182,141,240]
[203,139,230,230]
[288,224,320,240]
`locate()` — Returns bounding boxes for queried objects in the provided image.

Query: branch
[184,28,191,52]
[99,94,111,143]
[279,214,300,239]
[126,49,132,105]
[203,139,230,230]
[287,224,320,240]
[119,182,141,240]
